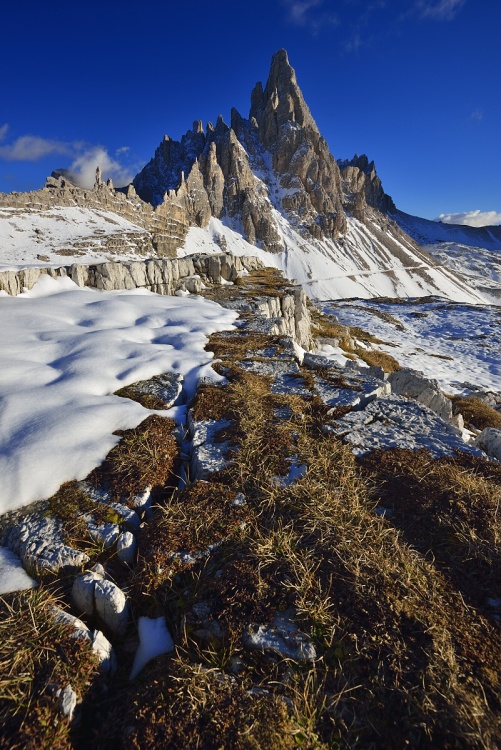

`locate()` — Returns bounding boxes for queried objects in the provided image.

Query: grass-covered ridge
[93,327,501,749]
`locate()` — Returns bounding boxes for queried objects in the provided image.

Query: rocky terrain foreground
[1,265,500,749]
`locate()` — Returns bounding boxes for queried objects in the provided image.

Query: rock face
[338,154,396,217]
[133,50,352,250]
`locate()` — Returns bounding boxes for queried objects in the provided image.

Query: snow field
[0,276,238,515]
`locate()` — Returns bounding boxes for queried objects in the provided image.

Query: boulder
[473,428,501,461]
[388,369,452,422]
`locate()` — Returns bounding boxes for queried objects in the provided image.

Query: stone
[72,571,102,618]
[325,395,484,458]
[50,606,116,674]
[388,369,452,422]
[473,428,501,461]
[3,514,89,575]
[120,372,184,410]
[242,610,316,663]
[57,684,78,721]
[94,579,130,636]
[116,531,137,566]
[189,417,233,480]
[71,570,130,636]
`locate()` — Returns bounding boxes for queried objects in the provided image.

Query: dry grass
[452,395,501,430]
[234,267,288,297]
[89,414,179,502]
[354,346,402,372]
[96,658,297,750]
[311,309,402,372]
[114,385,167,411]
[107,335,501,748]
[13,322,500,748]
[0,589,100,750]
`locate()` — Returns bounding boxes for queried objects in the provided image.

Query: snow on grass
[323,298,501,394]
[0,206,151,270]
[0,547,38,594]
[0,276,238,515]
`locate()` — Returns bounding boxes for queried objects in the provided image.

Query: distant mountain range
[1,49,499,302]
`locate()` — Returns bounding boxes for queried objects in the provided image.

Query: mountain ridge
[0,49,498,304]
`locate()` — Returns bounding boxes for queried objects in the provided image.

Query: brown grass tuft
[452,395,501,430]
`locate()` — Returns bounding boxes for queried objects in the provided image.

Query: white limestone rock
[389,369,452,422]
[325,395,484,458]
[116,531,137,566]
[94,578,130,635]
[242,610,316,663]
[474,428,501,461]
[3,514,89,575]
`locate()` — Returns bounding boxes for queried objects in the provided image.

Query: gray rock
[72,571,102,618]
[57,684,78,720]
[388,369,452,422]
[473,428,501,461]
[3,514,89,575]
[72,570,130,636]
[315,370,390,412]
[188,415,233,480]
[242,611,316,663]
[116,531,137,566]
[50,606,116,674]
[325,395,483,458]
[94,579,130,635]
[119,372,184,409]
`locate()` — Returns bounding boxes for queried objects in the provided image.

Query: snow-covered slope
[0,276,237,514]
[393,209,501,251]
[181,214,488,304]
[392,210,501,302]
[0,205,152,270]
[323,297,501,394]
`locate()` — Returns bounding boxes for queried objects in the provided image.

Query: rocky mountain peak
[249,48,318,150]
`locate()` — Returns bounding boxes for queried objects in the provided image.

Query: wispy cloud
[281,0,339,33]
[0,134,74,161]
[0,129,134,187]
[436,210,501,227]
[470,108,484,122]
[416,0,466,21]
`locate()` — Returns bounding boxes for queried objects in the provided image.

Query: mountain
[132,49,487,303]
[0,50,497,304]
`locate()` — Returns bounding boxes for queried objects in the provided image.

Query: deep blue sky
[1,0,500,223]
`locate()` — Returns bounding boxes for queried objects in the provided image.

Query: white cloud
[68,146,134,188]
[436,210,501,227]
[416,0,465,21]
[470,108,484,122]
[282,0,339,32]
[0,129,133,188]
[0,135,74,161]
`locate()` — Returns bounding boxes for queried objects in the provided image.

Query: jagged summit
[249,48,319,146]
[133,48,350,248]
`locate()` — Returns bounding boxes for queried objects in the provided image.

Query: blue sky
[1,0,500,224]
